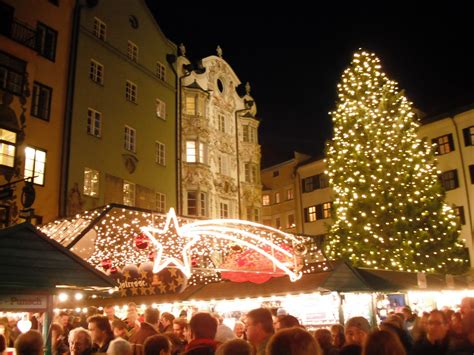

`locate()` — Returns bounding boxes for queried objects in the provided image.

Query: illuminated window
[124,126,136,152]
[186,140,207,163]
[304,206,316,222]
[155,141,165,166]
[31,82,52,120]
[440,170,459,191]
[262,194,270,206]
[125,80,137,103]
[275,192,281,204]
[433,134,454,155]
[322,202,332,219]
[24,147,46,185]
[83,168,99,197]
[305,203,332,221]
[127,40,138,62]
[185,94,202,116]
[87,108,101,137]
[244,163,258,183]
[287,188,294,200]
[287,214,295,228]
[89,59,104,84]
[453,206,465,225]
[156,61,166,81]
[93,17,106,40]
[123,180,135,206]
[156,98,166,120]
[156,192,166,213]
[0,128,16,168]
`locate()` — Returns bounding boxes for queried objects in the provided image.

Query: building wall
[0,0,74,225]
[66,0,177,215]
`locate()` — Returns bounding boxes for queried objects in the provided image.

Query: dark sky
[146,2,474,168]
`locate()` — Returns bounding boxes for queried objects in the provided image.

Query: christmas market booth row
[40,204,474,327]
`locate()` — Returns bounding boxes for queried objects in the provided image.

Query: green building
[63,0,177,215]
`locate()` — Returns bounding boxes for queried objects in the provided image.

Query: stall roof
[0,223,116,292]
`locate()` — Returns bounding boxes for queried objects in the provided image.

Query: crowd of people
[1,297,474,354]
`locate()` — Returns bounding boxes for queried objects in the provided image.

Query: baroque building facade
[177,46,262,220]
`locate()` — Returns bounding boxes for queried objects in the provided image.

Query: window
[87,108,102,137]
[243,125,256,143]
[470,165,474,184]
[156,61,166,81]
[36,22,57,61]
[453,206,465,225]
[83,168,99,197]
[185,94,202,116]
[123,181,135,206]
[302,173,329,193]
[186,140,207,164]
[287,214,295,228]
[432,134,454,155]
[0,128,16,168]
[127,41,138,62]
[275,192,281,204]
[463,126,474,146]
[124,126,136,152]
[304,202,332,222]
[24,147,46,185]
[31,82,52,120]
[89,59,104,84]
[156,192,166,213]
[263,219,272,226]
[273,170,279,177]
[156,98,166,120]
[287,188,294,200]
[275,217,281,229]
[322,202,332,219]
[187,191,207,217]
[93,17,106,40]
[440,170,459,191]
[220,202,229,218]
[218,114,225,133]
[244,163,258,183]
[0,51,26,95]
[262,194,270,206]
[304,206,316,222]
[246,208,259,222]
[218,156,229,175]
[155,141,165,166]
[125,80,137,103]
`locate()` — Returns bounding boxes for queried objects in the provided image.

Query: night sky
[145,2,474,168]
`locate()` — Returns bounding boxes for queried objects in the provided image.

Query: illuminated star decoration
[140,208,199,278]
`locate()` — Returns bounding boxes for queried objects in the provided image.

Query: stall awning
[0,223,116,292]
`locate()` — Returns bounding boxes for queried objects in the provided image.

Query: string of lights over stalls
[41,205,329,286]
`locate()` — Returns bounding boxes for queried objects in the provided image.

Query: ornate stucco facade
[177,47,261,220]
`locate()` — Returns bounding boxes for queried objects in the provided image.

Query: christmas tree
[324,50,469,274]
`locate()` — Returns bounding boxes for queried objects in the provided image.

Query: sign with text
[0,295,48,310]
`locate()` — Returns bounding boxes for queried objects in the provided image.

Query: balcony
[1,18,37,51]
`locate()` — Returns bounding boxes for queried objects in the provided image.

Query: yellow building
[0,0,74,226]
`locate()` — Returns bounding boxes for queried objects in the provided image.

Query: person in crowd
[266,326,321,355]
[87,315,114,352]
[14,330,43,355]
[460,297,474,318]
[213,314,236,344]
[50,323,69,355]
[246,308,274,355]
[448,309,474,354]
[315,328,339,355]
[143,334,172,355]
[123,303,141,334]
[184,312,219,354]
[341,316,371,355]
[217,338,253,355]
[277,315,301,330]
[112,319,129,340]
[69,327,92,355]
[233,321,246,340]
[362,329,406,355]
[339,344,364,355]
[105,305,121,324]
[0,334,6,354]
[164,332,186,355]
[160,312,175,333]
[0,318,13,348]
[59,311,73,340]
[273,315,285,331]
[129,307,159,345]
[106,337,132,355]
[401,306,417,333]
[411,311,429,342]
[379,316,412,352]
[411,309,450,355]
[330,324,345,349]
[450,312,464,338]
[173,317,188,343]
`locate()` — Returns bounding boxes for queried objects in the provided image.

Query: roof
[420,101,474,125]
[184,80,208,93]
[0,223,116,292]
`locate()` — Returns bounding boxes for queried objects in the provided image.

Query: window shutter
[448,134,455,152]
[453,170,459,188]
[316,204,323,220]
[302,179,307,192]
[314,175,321,189]
[463,128,472,146]
[469,165,474,184]
[304,208,309,223]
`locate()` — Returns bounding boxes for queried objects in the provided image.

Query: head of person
[266,327,321,355]
[144,307,160,327]
[345,316,370,346]
[143,334,172,355]
[59,311,69,328]
[217,338,253,355]
[50,323,64,350]
[246,308,274,346]
[160,312,175,329]
[362,329,406,355]
[401,306,412,320]
[14,330,44,355]
[460,297,474,316]
[69,327,92,355]
[111,319,128,339]
[104,305,116,321]
[233,320,245,338]
[427,310,449,343]
[314,328,333,350]
[127,302,137,313]
[106,337,132,355]
[451,311,463,335]
[88,315,113,345]
[172,317,188,340]
[330,324,345,348]
[278,315,301,330]
[189,312,218,341]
